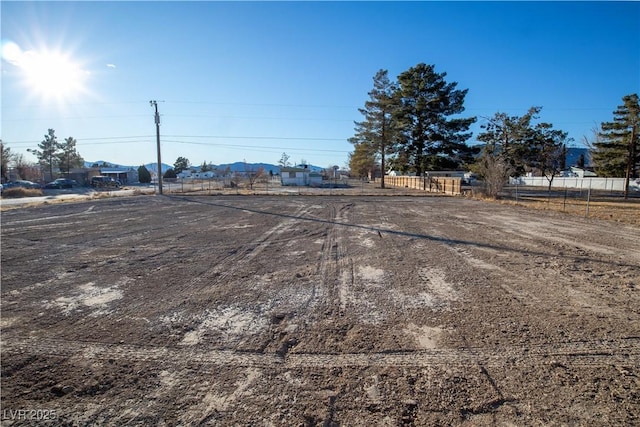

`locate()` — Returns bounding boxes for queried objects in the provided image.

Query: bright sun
[2,41,89,102]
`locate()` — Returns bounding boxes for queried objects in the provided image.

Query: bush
[1,188,44,198]
[163,168,177,179]
[138,165,151,183]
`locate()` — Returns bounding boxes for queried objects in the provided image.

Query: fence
[511,176,638,193]
[376,176,462,195]
[154,176,366,195]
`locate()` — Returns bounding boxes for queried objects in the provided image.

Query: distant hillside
[565,147,592,168]
[85,161,173,173]
[206,162,323,174]
[210,162,281,174]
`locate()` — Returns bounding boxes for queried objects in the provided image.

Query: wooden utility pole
[150,100,163,195]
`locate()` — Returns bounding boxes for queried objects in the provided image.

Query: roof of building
[281,167,310,172]
[101,168,135,173]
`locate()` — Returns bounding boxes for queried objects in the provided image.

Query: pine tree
[396,63,476,176]
[594,93,639,199]
[477,107,542,177]
[349,69,401,188]
[348,142,377,179]
[138,165,151,183]
[201,161,211,172]
[1,140,13,182]
[28,129,60,180]
[173,157,190,174]
[58,137,84,174]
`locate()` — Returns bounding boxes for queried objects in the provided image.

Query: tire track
[173,202,313,294]
[2,337,637,369]
[315,203,354,315]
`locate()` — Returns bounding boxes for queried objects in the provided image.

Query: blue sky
[2,1,639,169]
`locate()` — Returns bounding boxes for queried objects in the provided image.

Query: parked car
[3,180,42,189]
[44,178,79,189]
[91,176,121,188]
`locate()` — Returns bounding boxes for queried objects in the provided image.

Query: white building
[280,166,323,186]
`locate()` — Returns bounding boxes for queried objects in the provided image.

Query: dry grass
[1,188,44,198]
[499,196,640,226]
[1,182,636,227]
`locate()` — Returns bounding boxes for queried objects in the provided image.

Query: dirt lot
[1,194,639,426]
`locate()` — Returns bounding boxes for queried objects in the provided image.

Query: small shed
[281,165,321,186]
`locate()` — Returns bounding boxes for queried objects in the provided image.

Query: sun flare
[2,41,89,102]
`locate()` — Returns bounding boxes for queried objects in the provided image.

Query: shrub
[1,188,44,198]
[138,165,151,183]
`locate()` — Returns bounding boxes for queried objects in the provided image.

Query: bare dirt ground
[1,194,639,426]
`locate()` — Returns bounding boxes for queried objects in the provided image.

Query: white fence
[511,176,639,192]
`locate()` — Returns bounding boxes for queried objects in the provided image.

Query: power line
[3,133,348,147]
[4,136,154,145]
[1,100,361,110]
[165,100,359,109]
[2,114,354,122]
[2,115,150,122]
[163,139,350,153]
[163,142,346,158]
[163,134,346,142]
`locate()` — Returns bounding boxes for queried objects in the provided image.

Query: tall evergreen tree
[1,140,13,183]
[395,63,476,176]
[28,129,60,180]
[348,142,377,179]
[173,156,190,174]
[477,107,542,177]
[201,161,212,172]
[594,93,639,199]
[58,136,84,174]
[349,69,401,188]
[138,165,151,183]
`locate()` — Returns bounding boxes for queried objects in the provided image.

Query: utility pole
[150,100,163,195]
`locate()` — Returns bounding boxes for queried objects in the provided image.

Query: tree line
[349,64,639,198]
[1,129,85,183]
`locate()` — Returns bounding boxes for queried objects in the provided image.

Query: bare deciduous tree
[475,148,513,199]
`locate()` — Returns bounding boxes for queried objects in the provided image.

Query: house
[570,167,598,178]
[280,165,323,186]
[193,171,216,179]
[98,167,138,184]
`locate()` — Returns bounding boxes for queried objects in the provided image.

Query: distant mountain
[85,161,173,173]
[210,162,281,174]
[565,147,592,168]
[205,162,323,174]
[143,163,173,174]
